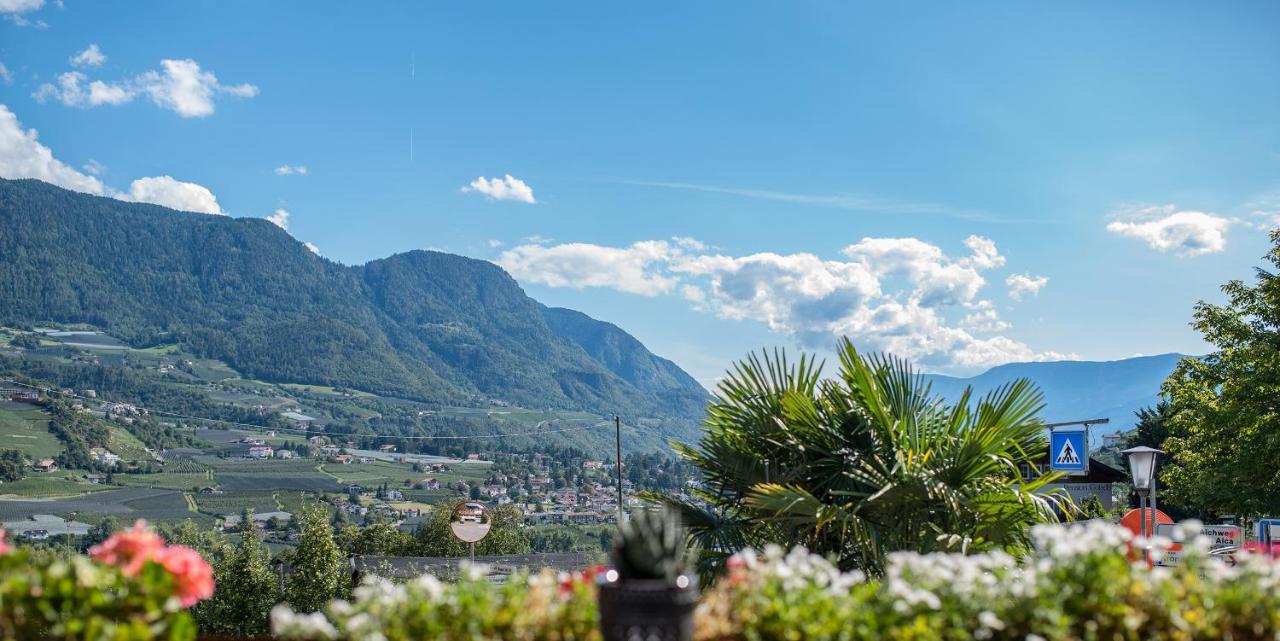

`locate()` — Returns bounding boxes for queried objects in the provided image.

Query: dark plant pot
[597,575,699,641]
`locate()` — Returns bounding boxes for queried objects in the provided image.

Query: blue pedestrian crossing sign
[1050,430,1088,475]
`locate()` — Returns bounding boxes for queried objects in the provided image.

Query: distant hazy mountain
[924,354,1189,433]
[0,178,708,419]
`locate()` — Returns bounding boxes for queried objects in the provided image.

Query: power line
[3,379,614,441]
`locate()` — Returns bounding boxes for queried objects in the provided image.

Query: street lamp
[1122,446,1163,540]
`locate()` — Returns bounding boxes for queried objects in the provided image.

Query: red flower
[581,564,606,584]
[89,520,165,576]
[153,545,215,607]
[0,529,10,556]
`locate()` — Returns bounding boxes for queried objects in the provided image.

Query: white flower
[271,605,339,640]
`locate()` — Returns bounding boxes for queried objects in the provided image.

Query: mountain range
[0,177,1186,435]
[923,353,1188,434]
[0,178,709,420]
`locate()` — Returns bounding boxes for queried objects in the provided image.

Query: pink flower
[0,529,10,555]
[89,520,166,576]
[153,545,215,607]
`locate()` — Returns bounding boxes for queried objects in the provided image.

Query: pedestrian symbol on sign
[1055,440,1080,466]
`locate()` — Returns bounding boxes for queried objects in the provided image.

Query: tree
[1125,401,1171,450]
[285,504,347,612]
[337,521,414,556]
[194,516,281,635]
[1162,229,1280,517]
[657,339,1072,576]
[0,449,25,483]
[83,516,122,550]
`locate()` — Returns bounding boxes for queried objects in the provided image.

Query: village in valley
[0,333,695,548]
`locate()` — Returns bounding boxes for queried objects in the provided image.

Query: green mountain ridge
[0,178,709,420]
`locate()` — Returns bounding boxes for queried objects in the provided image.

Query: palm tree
[658,338,1073,576]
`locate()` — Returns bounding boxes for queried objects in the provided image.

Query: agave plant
[611,507,692,584]
[657,338,1074,576]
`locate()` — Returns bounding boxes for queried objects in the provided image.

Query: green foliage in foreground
[1162,229,1280,517]
[0,547,196,641]
[272,521,1280,641]
[659,339,1071,576]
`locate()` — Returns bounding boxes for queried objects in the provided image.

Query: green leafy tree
[194,516,281,635]
[83,516,122,550]
[285,504,348,612]
[337,521,415,556]
[157,519,223,555]
[658,339,1072,576]
[0,449,25,482]
[1163,230,1280,517]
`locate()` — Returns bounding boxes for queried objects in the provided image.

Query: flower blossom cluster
[726,544,865,595]
[89,519,214,607]
[273,562,601,641]
[700,520,1280,641]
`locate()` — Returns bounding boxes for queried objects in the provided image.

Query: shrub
[272,563,602,641]
[697,520,1280,641]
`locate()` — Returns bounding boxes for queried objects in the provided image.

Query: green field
[281,383,375,398]
[0,405,62,459]
[318,460,489,488]
[114,470,211,490]
[107,426,153,462]
[193,489,327,517]
[0,472,106,498]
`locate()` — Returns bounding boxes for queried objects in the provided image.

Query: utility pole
[615,415,624,523]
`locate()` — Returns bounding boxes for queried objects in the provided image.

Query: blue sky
[2,1,1278,386]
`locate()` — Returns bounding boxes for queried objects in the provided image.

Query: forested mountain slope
[0,178,708,419]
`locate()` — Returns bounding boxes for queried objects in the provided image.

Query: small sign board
[1049,429,1088,475]
[1155,523,1242,549]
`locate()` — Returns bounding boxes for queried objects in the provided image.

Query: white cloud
[70,44,106,68]
[82,159,105,176]
[0,103,107,195]
[122,176,224,215]
[497,240,679,296]
[1,0,45,27]
[304,241,320,255]
[0,63,12,85]
[0,0,43,13]
[960,301,1011,333]
[672,236,708,251]
[265,208,289,230]
[1005,273,1048,300]
[841,235,1000,307]
[33,58,257,118]
[273,165,308,176]
[33,72,132,107]
[487,239,503,248]
[137,59,258,118]
[461,174,536,204]
[1105,205,1233,257]
[496,233,1063,372]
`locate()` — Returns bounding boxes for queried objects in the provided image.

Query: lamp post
[1122,445,1163,543]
